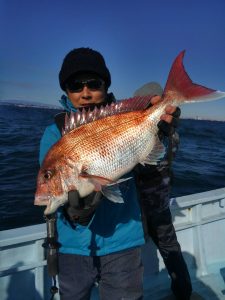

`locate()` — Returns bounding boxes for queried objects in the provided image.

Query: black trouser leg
[147,208,192,300]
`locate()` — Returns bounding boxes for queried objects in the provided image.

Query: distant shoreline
[0,100,224,122]
[0,100,60,110]
[181,117,225,122]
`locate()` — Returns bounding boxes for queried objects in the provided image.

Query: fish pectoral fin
[106,177,132,186]
[79,173,114,191]
[79,174,130,203]
[141,136,166,166]
[102,185,124,203]
[101,177,132,203]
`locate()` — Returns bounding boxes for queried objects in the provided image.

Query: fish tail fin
[162,50,225,104]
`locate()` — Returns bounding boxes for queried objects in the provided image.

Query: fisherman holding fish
[35,47,224,299]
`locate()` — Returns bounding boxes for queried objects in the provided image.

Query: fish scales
[51,110,155,180]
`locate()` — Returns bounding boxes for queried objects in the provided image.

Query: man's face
[66,73,107,108]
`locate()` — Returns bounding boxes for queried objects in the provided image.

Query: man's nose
[81,86,92,99]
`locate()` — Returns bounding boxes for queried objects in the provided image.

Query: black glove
[64,190,102,226]
[157,107,181,139]
[157,107,181,166]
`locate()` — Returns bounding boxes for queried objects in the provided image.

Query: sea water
[0,103,225,230]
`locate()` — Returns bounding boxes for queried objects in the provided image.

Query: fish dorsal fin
[62,95,153,136]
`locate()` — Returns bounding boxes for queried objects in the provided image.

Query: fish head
[34,159,78,215]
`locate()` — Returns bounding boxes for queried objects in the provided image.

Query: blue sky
[1,0,225,120]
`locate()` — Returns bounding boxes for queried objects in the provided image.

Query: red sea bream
[34,51,225,214]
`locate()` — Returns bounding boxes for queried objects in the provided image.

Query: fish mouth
[34,195,49,206]
[34,195,67,215]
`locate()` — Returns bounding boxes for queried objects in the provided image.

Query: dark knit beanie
[59,47,111,91]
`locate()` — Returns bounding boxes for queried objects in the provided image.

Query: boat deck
[143,263,225,299]
[1,187,225,299]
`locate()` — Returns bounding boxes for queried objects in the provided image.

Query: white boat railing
[1,187,225,299]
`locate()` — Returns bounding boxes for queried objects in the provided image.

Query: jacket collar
[59,95,77,112]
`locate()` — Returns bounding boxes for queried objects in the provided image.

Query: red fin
[163,51,225,103]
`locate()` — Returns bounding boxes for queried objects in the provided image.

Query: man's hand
[133,83,181,136]
[150,95,181,137]
[64,190,102,226]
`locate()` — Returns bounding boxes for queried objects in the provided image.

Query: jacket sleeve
[39,124,61,165]
[134,163,171,214]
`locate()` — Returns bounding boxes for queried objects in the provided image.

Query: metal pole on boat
[42,214,60,299]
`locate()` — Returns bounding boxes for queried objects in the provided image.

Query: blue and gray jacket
[39,96,170,256]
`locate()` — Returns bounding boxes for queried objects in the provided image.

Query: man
[134,82,192,300]
[39,47,183,300]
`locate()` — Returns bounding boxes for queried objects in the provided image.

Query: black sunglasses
[66,78,105,93]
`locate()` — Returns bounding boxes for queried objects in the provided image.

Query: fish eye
[44,170,53,180]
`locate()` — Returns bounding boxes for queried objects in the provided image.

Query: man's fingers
[160,114,173,123]
[161,106,181,124]
[164,105,181,117]
[150,95,161,105]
